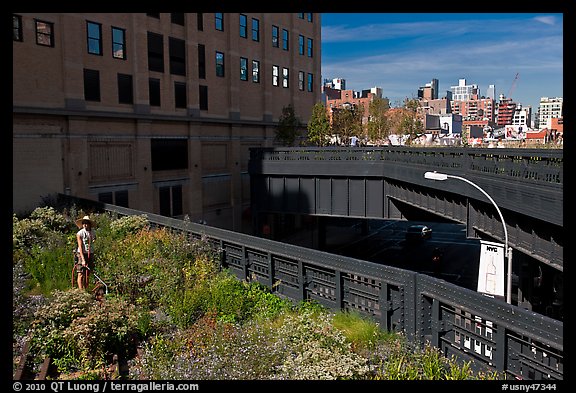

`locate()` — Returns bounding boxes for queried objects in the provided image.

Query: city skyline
[321,13,563,113]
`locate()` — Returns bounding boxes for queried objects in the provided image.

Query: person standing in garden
[74,215,96,289]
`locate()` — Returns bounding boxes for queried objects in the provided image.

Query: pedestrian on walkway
[74,215,96,289]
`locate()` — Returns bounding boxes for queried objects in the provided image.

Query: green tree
[401,98,424,143]
[367,97,391,144]
[307,102,331,146]
[275,105,301,146]
[332,105,362,144]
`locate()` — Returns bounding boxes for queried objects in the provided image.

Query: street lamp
[424,171,513,304]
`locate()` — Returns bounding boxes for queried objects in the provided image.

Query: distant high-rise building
[487,84,496,100]
[537,97,563,130]
[418,79,438,100]
[451,79,479,101]
[496,95,517,126]
[331,78,346,90]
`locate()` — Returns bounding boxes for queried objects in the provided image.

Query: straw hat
[75,215,93,229]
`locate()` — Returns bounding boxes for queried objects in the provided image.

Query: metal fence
[56,194,563,380]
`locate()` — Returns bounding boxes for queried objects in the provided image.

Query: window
[149,78,161,107]
[215,13,223,31]
[197,13,203,31]
[159,185,182,217]
[117,73,133,104]
[282,29,289,50]
[87,21,102,55]
[307,13,313,22]
[298,71,304,91]
[83,69,100,101]
[307,73,314,92]
[282,68,289,88]
[198,44,206,79]
[13,14,23,42]
[174,82,187,109]
[240,57,248,81]
[169,37,186,76]
[239,14,247,38]
[252,60,260,83]
[98,190,128,207]
[146,13,160,19]
[171,13,185,25]
[298,35,304,55]
[199,85,208,110]
[215,51,225,77]
[307,38,313,57]
[272,65,279,86]
[151,139,188,171]
[112,27,126,59]
[35,19,54,47]
[272,25,279,48]
[252,18,259,41]
[147,32,164,72]
[297,13,304,19]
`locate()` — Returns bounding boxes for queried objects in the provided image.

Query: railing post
[495,323,507,374]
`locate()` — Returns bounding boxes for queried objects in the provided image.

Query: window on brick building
[112,27,126,59]
[216,51,225,77]
[252,18,259,42]
[13,14,23,42]
[215,13,224,31]
[240,57,248,81]
[87,21,102,55]
[174,82,187,109]
[159,185,183,217]
[147,32,164,72]
[272,65,279,86]
[272,25,279,48]
[198,44,206,79]
[35,19,54,47]
[83,69,100,101]
[149,78,161,107]
[199,85,208,110]
[169,37,186,76]
[171,13,185,26]
[117,73,133,104]
[240,14,247,38]
[252,60,260,83]
[151,139,188,171]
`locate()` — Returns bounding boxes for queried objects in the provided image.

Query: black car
[405,225,432,241]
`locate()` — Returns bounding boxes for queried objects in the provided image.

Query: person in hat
[74,215,96,289]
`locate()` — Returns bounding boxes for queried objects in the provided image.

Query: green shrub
[30,289,141,372]
[109,214,150,237]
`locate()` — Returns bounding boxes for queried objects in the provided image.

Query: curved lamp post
[424,171,513,304]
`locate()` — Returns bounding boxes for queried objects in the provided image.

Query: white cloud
[534,16,557,25]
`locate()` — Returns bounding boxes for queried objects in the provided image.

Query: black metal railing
[56,194,563,380]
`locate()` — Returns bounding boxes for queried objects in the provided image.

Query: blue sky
[320,13,563,112]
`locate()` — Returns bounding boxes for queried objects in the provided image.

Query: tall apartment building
[496,95,517,127]
[418,79,438,100]
[536,97,563,130]
[13,13,321,231]
[450,79,479,101]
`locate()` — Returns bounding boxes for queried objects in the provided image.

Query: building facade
[536,97,563,130]
[13,13,321,231]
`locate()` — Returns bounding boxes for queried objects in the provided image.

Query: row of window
[146,12,314,28]
[98,184,182,217]
[146,32,314,90]
[13,14,313,61]
[13,15,55,46]
[83,64,314,110]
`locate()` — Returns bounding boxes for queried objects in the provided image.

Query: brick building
[13,13,321,231]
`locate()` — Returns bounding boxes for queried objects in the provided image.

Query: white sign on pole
[477,240,505,298]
